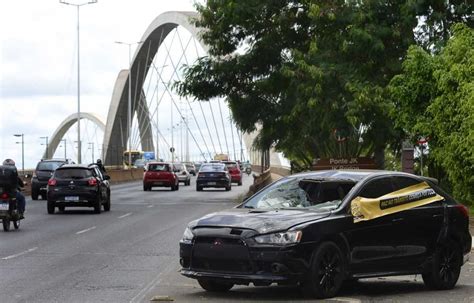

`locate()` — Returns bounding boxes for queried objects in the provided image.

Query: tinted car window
[37,161,63,171]
[148,164,169,171]
[359,177,394,198]
[392,176,421,191]
[200,164,226,172]
[55,169,92,179]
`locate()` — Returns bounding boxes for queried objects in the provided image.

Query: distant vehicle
[143,162,179,191]
[173,163,191,186]
[47,164,111,214]
[184,162,196,176]
[180,170,471,298]
[196,163,231,191]
[123,150,143,168]
[214,153,229,161]
[223,161,242,186]
[133,158,147,169]
[31,159,70,200]
[194,162,204,172]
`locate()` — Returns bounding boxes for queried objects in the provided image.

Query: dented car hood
[191,208,331,234]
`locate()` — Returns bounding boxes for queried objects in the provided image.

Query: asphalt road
[1,174,473,303]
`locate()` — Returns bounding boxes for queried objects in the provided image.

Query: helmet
[2,159,16,166]
[96,159,102,164]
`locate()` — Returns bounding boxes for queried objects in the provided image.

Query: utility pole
[40,136,49,159]
[89,142,94,163]
[61,139,67,160]
[60,0,98,164]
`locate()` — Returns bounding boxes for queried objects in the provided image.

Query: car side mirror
[104,175,111,180]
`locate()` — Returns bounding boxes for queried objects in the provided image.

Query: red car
[143,162,179,191]
[223,161,242,186]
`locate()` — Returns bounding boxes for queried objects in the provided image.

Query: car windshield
[200,164,225,172]
[55,168,92,179]
[148,164,169,171]
[241,177,356,211]
[37,161,63,171]
[185,164,193,169]
[224,162,238,169]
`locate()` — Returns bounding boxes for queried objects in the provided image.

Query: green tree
[177,1,472,169]
[390,23,473,203]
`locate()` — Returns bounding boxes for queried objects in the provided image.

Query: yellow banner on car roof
[351,181,444,223]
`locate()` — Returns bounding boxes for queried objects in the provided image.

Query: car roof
[286,170,423,182]
[147,161,169,165]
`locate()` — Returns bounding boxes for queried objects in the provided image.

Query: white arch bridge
[46,11,283,168]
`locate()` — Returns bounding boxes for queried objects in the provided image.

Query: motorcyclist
[96,159,106,173]
[2,159,26,219]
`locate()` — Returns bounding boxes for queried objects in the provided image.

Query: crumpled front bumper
[179,238,309,285]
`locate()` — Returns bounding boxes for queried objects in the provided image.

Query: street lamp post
[40,136,49,159]
[115,40,143,169]
[13,134,24,173]
[60,139,67,160]
[88,142,94,163]
[60,0,98,164]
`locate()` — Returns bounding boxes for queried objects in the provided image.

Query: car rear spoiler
[422,176,439,185]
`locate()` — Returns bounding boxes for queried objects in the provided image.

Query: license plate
[65,196,79,202]
[0,203,9,210]
[207,182,216,185]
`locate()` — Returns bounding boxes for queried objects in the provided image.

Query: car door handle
[392,218,404,222]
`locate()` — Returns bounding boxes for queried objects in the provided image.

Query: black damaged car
[179,170,471,298]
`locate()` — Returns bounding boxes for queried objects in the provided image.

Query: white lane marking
[129,261,177,303]
[147,205,154,208]
[472,237,473,248]
[76,226,96,235]
[118,212,133,219]
[2,247,38,260]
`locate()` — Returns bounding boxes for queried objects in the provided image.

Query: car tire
[13,219,20,230]
[94,199,102,214]
[176,183,179,191]
[32,189,39,200]
[104,193,111,211]
[238,181,242,186]
[47,201,55,214]
[197,279,233,292]
[303,241,345,299]
[196,186,202,191]
[225,185,231,191]
[58,206,65,212]
[422,240,462,290]
[2,218,10,231]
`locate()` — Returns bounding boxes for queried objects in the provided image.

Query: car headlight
[181,227,194,243]
[254,230,302,245]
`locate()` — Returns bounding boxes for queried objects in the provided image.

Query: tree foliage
[390,24,473,203]
[176,1,473,169]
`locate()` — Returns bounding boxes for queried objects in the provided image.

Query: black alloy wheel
[94,198,102,214]
[304,241,345,299]
[2,219,10,231]
[32,190,39,200]
[422,240,462,290]
[197,279,234,292]
[47,201,55,214]
[103,193,111,211]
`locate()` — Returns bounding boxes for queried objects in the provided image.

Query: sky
[0,0,200,169]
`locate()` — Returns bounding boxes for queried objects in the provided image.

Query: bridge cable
[217,99,230,156]
[173,30,213,159]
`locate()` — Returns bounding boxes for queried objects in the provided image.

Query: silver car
[173,163,191,186]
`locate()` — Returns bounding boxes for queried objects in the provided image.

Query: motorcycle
[0,191,21,232]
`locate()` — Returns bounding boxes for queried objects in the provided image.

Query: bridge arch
[102,11,280,166]
[44,112,105,160]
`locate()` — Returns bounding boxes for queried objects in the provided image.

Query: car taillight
[88,178,98,186]
[48,179,57,186]
[455,204,469,219]
[198,173,205,177]
[1,193,8,200]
